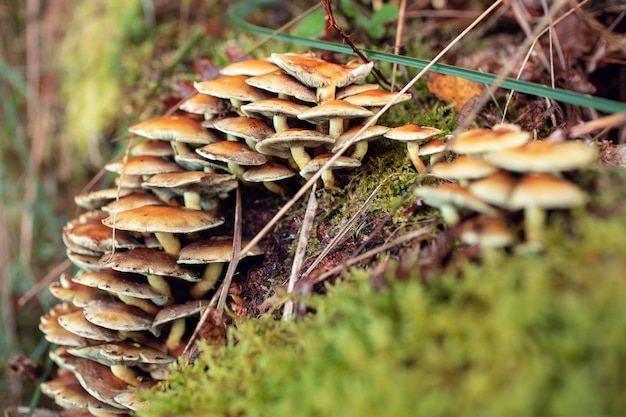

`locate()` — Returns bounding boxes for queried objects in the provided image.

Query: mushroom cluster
[38,51,423,416]
[414,124,597,250]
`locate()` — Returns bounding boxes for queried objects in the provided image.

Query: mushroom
[74,187,135,211]
[245,70,317,103]
[466,170,518,208]
[270,52,373,104]
[220,59,279,76]
[255,128,335,171]
[48,273,108,308]
[213,115,276,149]
[128,114,221,155]
[335,83,380,100]
[483,140,598,173]
[458,215,514,249]
[179,92,225,120]
[72,358,131,409]
[141,171,237,210]
[297,99,373,139]
[40,304,91,347]
[299,153,361,189]
[68,341,173,367]
[241,161,297,195]
[413,183,499,225]
[195,140,268,178]
[418,139,447,165]
[506,173,588,249]
[105,155,183,180]
[384,124,442,171]
[178,235,263,298]
[194,75,272,114]
[102,193,164,214]
[450,123,530,155]
[83,300,155,335]
[152,300,211,353]
[101,205,224,257]
[240,99,311,134]
[429,156,499,186]
[57,309,122,342]
[131,139,176,158]
[331,124,390,161]
[343,89,412,123]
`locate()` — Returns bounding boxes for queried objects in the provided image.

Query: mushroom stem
[262,181,286,195]
[111,364,140,387]
[439,205,461,226]
[328,117,345,139]
[321,169,337,189]
[351,142,369,161]
[290,146,312,171]
[406,142,427,172]
[317,85,336,104]
[183,191,202,210]
[155,232,181,257]
[165,318,186,352]
[522,205,546,249]
[226,162,246,179]
[190,262,224,299]
[118,294,159,315]
[171,141,191,155]
[273,115,289,133]
[146,274,173,303]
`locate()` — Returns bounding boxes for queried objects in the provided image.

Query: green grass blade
[228,1,626,115]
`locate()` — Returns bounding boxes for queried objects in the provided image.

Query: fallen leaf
[427,72,485,112]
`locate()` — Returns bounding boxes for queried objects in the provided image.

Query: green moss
[137,204,626,417]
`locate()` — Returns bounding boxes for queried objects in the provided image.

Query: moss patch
[137,200,626,417]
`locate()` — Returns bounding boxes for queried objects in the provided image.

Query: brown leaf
[427,73,485,112]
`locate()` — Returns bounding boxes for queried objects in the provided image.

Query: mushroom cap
[49,273,108,307]
[507,173,588,210]
[141,171,238,197]
[331,124,390,153]
[174,151,228,172]
[63,218,141,254]
[255,128,335,158]
[414,183,499,217]
[335,83,380,99]
[384,124,442,142]
[196,140,268,165]
[152,299,211,326]
[102,193,164,214]
[68,342,174,366]
[213,116,275,143]
[194,75,272,102]
[74,187,135,210]
[128,115,219,145]
[101,205,224,234]
[57,309,122,342]
[459,215,514,248]
[297,99,373,123]
[241,161,296,183]
[220,59,279,76]
[179,93,225,116]
[429,156,499,181]
[66,250,105,272]
[41,373,122,413]
[245,70,317,103]
[299,153,361,178]
[100,248,201,281]
[450,123,531,154]
[483,140,598,173]
[270,52,373,89]
[72,359,130,409]
[343,89,412,107]
[418,139,447,156]
[467,170,518,208]
[178,235,263,264]
[105,155,183,176]
[241,98,311,120]
[72,270,169,304]
[83,300,154,332]
[40,304,91,346]
[131,140,176,157]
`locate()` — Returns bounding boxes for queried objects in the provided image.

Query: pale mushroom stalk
[110,364,141,387]
[190,262,224,299]
[183,191,202,210]
[154,232,181,257]
[118,294,159,315]
[407,142,427,172]
[146,274,173,302]
[522,205,546,249]
[439,205,461,226]
[291,147,312,171]
[165,318,186,352]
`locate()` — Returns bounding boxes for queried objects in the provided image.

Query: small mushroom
[299,153,361,189]
[506,173,588,249]
[270,52,373,104]
[450,123,530,155]
[241,161,297,195]
[178,236,263,298]
[245,70,317,103]
[101,205,224,256]
[384,124,442,171]
[196,140,268,178]
[297,99,373,139]
[241,99,311,134]
[414,183,498,225]
[429,156,499,186]
[213,115,276,149]
[194,75,272,113]
[331,124,390,161]
[179,93,225,120]
[255,128,335,171]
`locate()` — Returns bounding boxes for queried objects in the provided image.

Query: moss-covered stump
[137,206,626,417]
